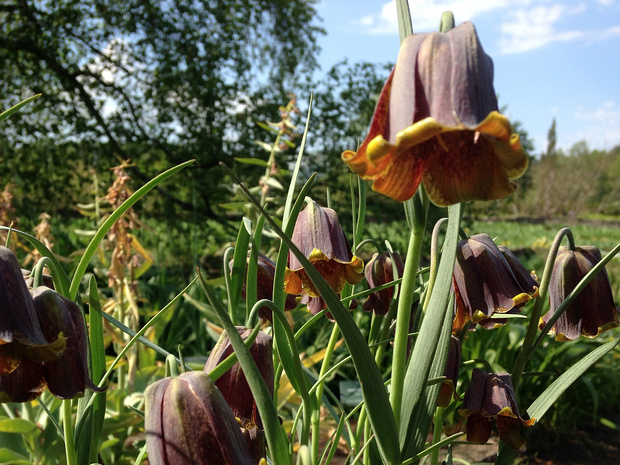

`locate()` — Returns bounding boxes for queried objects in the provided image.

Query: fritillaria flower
[145,371,255,465]
[230,253,298,321]
[342,22,527,205]
[452,234,538,331]
[437,336,462,407]
[459,369,534,450]
[1,285,101,402]
[204,327,273,462]
[362,252,404,316]
[284,199,364,314]
[540,246,619,341]
[0,247,64,375]
[1,286,102,402]
[31,287,101,399]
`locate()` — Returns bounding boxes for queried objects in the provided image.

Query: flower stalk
[511,227,574,389]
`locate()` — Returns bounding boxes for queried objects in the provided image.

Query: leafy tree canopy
[0,0,323,218]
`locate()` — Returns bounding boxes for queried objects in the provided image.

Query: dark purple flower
[145,371,255,465]
[452,234,538,331]
[284,200,363,309]
[459,369,534,450]
[204,327,273,463]
[0,247,64,375]
[342,22,527,205]
[540,246,619,341]
[362,252,405,316]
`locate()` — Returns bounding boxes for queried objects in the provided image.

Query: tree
[0,0,323,220]
[546,117,557,158]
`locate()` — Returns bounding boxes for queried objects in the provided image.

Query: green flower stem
[511,227,574,390]
[430,406,445,465]
[32,256,54,288]
[390,195,427,427]
[62,399,77,465]
[422,218,449,313]
[312,323,341,465]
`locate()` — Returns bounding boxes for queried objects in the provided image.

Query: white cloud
[355,1,619,54]
[498,4,586,54]
[356,0,519,35]
[569,101,620,150]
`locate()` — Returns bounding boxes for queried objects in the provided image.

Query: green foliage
[1,0,323,222]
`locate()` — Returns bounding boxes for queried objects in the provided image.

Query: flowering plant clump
[0,3,618,465]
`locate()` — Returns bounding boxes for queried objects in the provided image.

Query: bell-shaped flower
[362,252,404,316]
[540,246,619,341]
[231,253,298,321]
[204,327,273,463]
[437,336,462,407]
[0,247,65,375]
[1,287,103,402]
[459,369,534,450]
[342,22,527,205]
[452,234,538,331]
[284,199,364,312]
[31,287,101,398]
[145,371,256,465]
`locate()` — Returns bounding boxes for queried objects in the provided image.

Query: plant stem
[390,200,426,426]
[511,227,573,389]
[430,406,444,465]
[312,323,341,465]
[62,399,77,465]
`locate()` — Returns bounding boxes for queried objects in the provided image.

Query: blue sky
[314,0,620,154]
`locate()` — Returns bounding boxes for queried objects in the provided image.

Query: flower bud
[362,252,404,316]
[145,371,255,465]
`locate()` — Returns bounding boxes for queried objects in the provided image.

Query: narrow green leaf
[403,297,454,459]
[256,121,280,134]
[228,217,252,324]
[0,448,31,464]
[234,157,270,167]
[0,419,37,434]
[199,274,292,465]
[219,162,401,465]
[69,159,195,300]
[0,94,41,122]
[496,338,620,465]
[255,140,281,152]
[400,203,462,457]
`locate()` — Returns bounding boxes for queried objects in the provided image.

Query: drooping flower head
[540,246,619,341]
[452,234,538,332]
[459,369,535,450]
[145,371,256,465]
[31,287,102,399]
[362,251,405,316]
[342,22,528,205]
[284,199,364,313]
[230,253,298,321]
[1,286,103,403]
[204,327,273,463]
[0,247,65,375]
